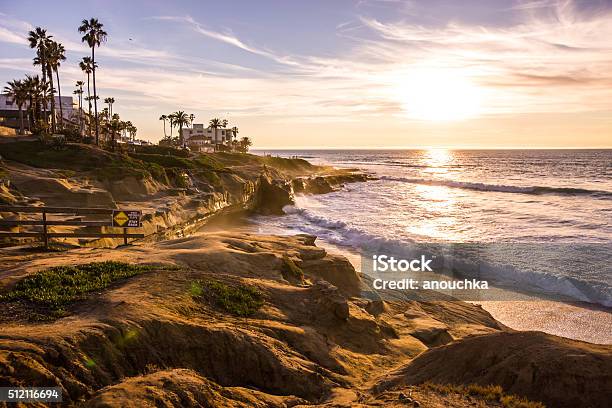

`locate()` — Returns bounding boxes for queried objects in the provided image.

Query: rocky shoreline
[0,145,610,407]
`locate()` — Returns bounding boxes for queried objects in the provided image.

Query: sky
[1,0,611,148]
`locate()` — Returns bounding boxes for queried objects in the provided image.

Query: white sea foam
[283,205,612,307]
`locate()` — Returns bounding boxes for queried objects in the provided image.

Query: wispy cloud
[1,1,611,144]
[150,15,300,66]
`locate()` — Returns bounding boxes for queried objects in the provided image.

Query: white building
[181,124,233,144]
[186,135,214,152]
[0,94,76,129]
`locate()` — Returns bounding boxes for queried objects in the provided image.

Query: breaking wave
[381,176,612,198]
[283,205,612,307]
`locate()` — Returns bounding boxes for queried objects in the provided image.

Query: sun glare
[397,68,484,121]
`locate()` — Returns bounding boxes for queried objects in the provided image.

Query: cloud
[2,0,611,142]
[150,15,300,66]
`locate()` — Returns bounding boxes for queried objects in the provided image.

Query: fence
[0,206,145,248]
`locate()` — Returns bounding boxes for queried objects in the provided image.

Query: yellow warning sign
[112,210,141,228]
[113,211,129,226]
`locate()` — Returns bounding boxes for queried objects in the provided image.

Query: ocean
[249,149,612,312]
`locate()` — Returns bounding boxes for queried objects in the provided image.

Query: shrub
[0,261,172,312]
[191,279,264,317]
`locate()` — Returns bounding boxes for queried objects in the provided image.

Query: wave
[381,176,612,198]
[282,205,612,307]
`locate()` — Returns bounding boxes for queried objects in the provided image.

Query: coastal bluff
[0,233,610,407]
[0,142,368,246]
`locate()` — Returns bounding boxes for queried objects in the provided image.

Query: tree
[172,111,190,146]
[109,113,121,150]
[3,80,27,134]
[22,75,49,133]
[159,114,168,138]
[74,81,85,137]
[231,126,239,142]
[168,113,175,139]
[104,97,115,118]
[47,40,66,130]
[79,18,107,145]
[239,136,252,153]
[209,118,222,147]
[79,57,96,137]
[28,27,52,132]
[189,113,195,127]
[23,75,43,130]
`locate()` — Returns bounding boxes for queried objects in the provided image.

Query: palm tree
[159,114,168,138]
[209,118,222,147]
[109,113,120,149]
[231,126,239,141]
[22,75,49,133]
[239,136,252,153]
[79,18,107,145]
[28,27,52,132]
[74,81,84,137]
[4,80,27,135]
[47,40,66,130]
[79,57,95,137]
[23,75,41,130]
[172,111,190,146]
[189,113,195,128]
[168,113,175,141]
[104,97,115,118]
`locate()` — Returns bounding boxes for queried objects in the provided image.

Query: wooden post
[123,227,128,245]
[42,210,48,250]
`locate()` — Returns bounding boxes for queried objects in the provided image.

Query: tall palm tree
[28,27,52,131]
[23,75,41,130]
[79,57,95,137]
[104,97,115,118]
[74,81,84,137]
[47,40,66,130]
[172,111,190,146]
[168,113,175,140]
[209,118,222,146]
[22,75,49,133]
[159,114,168,138]
[130,124,137,141]
[4,80,27,135]
[79,18,107,145]
[109,113,121,150]
[33,49,58,133]
[231,126,239,141]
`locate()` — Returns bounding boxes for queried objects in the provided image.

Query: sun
[397,68,484,121]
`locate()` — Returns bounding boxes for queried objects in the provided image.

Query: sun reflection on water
[404,149,462,241]
[422,148,453,175]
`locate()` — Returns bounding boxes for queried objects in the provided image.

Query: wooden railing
[0,206,145,248]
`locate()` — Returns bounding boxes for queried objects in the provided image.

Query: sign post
[112,210,142,245]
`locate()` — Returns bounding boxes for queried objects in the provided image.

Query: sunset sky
[1,0,611,148]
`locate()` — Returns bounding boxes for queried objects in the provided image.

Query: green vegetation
[423,383,546,408]
[129,153,194,169]
[0,261,172,313]
[134,144,190,157]
[191,279,264,317]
